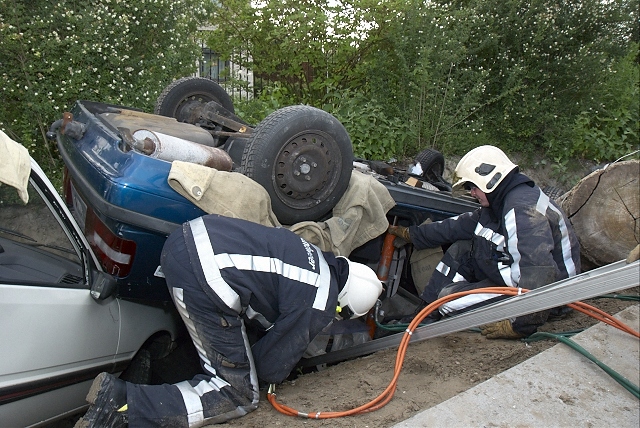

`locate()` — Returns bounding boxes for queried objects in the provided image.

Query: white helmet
[452,145,518,194]
[337,257,382,318]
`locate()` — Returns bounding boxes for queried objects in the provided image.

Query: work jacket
[182,215,345,383]
[409,173,581,295]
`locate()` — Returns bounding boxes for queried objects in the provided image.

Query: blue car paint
[57,100,478,302]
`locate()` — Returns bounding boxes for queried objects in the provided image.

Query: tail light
[84,207,136,277]
[63,169,136,277]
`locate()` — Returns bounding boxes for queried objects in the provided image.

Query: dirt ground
[48,156,638,428]
[217,158,638,428]
[215,288,639,428]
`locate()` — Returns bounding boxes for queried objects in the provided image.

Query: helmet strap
[336,305,354,320]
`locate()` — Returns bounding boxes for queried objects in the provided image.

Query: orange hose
[268,287,639,418]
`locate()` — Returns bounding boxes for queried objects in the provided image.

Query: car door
[0,162,121,423]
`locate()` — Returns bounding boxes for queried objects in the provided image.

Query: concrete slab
[392,304,640,428]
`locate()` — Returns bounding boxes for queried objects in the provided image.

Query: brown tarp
[167,161,395,256]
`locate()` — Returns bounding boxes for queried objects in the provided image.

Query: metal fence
[198,47,255,101]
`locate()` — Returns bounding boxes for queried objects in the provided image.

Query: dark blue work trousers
[126,231,259,427]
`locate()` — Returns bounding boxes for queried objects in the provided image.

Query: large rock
[559,159,639,268]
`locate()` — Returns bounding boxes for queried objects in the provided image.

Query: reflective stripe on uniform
[497,262,513,286]
[452,272,467,282]
[440,292,504,315]
[240,318,261,407]
[473,220,513,285]
[547,199,577,277]
[245,305,273,330]
[474,222,505,247]
[436,261,450,277]
[535,189,550,216]
[176,381,205,427]
[172,287,212,368]
[502,209,518,286]
[190,217,331,314]
[311,243,332,311]
[214,253,320,289]
[173,307,258,427]
[535,189,576,277]
[189,217,243,314]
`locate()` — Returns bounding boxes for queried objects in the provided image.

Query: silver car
[0,133,180,427]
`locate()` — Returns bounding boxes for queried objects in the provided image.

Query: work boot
[74,372,128,428]
[548,305,573,321]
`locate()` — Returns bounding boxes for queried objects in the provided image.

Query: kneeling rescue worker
[389,145,581,338]
[75,215,383,427]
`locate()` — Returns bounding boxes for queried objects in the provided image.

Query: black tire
[154,77,235,121]
[119,348,151,384]
[223,136,248,169]
[414,149,451,191]
[240,105,353,225]
[541,186,566,200]
[415,149,445,181]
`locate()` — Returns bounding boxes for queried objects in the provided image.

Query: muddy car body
[50,78,479,371]
[54,100,477,299]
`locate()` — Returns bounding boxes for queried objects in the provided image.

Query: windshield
[0,178,83,285]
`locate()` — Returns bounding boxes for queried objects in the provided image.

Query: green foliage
[2,0,638,178]
[232,83,293,125]
[323,88,414,160]
[463,0,636,157]
[211,0,638,164]
[210,0,415,159]
[206,0,406,104]
[375,2,496,155]
[0,0,208,178]
[570,45,640,162]
[378,0,639,159]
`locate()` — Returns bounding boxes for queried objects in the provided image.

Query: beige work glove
[387,225,411,243]
[627,244,640,263]
[480,320,524,340]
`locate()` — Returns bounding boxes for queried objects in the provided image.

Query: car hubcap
[273,131,341,209]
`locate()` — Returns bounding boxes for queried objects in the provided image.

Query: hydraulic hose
[595,293,640,302]
[268,287,640,418]
[524,331,640,399]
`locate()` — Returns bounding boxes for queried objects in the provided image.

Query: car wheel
[119,348,151,384]
[240,105,353,225]
[414,149,451,191]
[415,149,444,181]
[154,77,235,121]
[223,136,248,169]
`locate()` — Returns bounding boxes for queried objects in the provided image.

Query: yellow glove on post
[480,319,524,340]
[387,225,411,242]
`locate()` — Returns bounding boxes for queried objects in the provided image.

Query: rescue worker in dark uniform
[75,215,382,428]
[389,145,581,339]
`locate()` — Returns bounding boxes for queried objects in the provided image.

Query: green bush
[323,89,414,161]
[232,84,293,125]
[570,46,640,162]
[0,0,207,181]
[2,0,637,180]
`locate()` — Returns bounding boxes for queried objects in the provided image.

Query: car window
[0,177,84,286]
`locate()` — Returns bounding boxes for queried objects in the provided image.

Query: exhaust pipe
[122,128,233,171]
